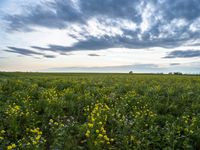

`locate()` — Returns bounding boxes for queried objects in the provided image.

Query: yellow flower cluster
[84,103,114,145]
[5,103,21,116]
[49,119,65,127]
[42,88,58,104]
[7,144,16,150]
[179,115,197,135]
[25,127,45,145]
[0,130,5,140]
[182,115,190,124]
[14,127,46,148]
[5,102,31,117]
[132,103,156,119]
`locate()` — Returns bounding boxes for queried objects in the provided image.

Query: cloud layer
[3,0,200,52]
[1,0,200,72]
[164,50,200,58]
[5,46,56,58]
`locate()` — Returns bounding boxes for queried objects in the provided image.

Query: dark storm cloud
[4,46,56,58]
[31,36,117,52]
[4,0,140,32]
[170,63,181,66]
[43,54,57,58]
[159,0,200,21]
[3,0,200,50]
[88,54,101,56]
[31,34,193,52]
[164,50,200,58]
[4,1,83,31]
[5,47,44,56]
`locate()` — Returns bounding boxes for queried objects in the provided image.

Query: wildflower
[105,105,110,110]
[190,130,194,134]
[11,144,16,148]
[99,122,102,125]
[85,130,90,137]
[36,135,41,141]
[98,134,103,138]
[54,122,59,126]
[7,144,16,150]
[49,119,54,123]
[1,130,5,134]
[88,123,94,128]
[7,145,12,150]
[96,130,99,133]
[91,117,95,122]
[33,141,37,145]
[38,131,42,135]
[104,135,109,141]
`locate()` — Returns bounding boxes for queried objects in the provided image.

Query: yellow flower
[96,130,99,133]
[11,144,16,148]
[104,135,109,141]
[7,145,12,150]
[85,130,90,137]
[1,130,5,134]
[33,141,37,145]
[98,134,103,138]
[110,138,114,142]
[105,105,110,110]
[49,119,54,123]
[88,123,94,128]
[91,117,95,122]
[38,131,42,135]
[15,105,20,110]
[36,135,41,141]
[54,122,59,126]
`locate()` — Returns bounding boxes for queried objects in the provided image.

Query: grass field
[0,72,200,149]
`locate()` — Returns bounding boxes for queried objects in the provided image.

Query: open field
[0,73,200,149]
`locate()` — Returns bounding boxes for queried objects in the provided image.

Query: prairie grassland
[0,73,200,149]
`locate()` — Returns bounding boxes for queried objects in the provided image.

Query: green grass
[0,72,200,149]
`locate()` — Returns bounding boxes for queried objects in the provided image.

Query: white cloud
[139,2,156,33]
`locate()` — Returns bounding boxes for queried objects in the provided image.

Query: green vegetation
[0,72,200,149]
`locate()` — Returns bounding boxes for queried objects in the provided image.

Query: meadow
[0,72,200,149]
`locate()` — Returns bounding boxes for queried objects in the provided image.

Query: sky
[0,0,200,73]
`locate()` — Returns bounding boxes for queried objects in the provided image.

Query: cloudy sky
[0,0,200,73]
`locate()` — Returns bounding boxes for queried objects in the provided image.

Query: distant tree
[174,72,183,75]
[129,71,133,74]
